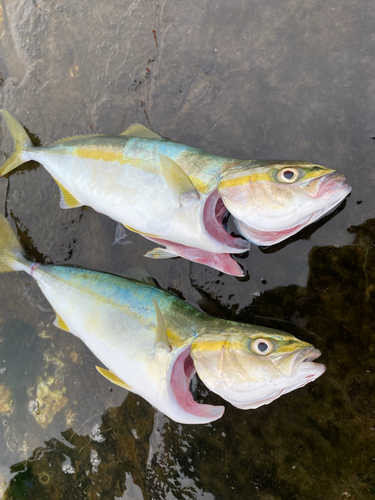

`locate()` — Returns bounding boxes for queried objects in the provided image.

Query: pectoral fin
[120,123,163,140]
[96,366,132,390]
[144,247,177,259]
[54,179,83,209]
[53,313,71,332]
[152,299,171,352]
[159,154,199,205]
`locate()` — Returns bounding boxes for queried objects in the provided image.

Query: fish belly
[26,149,234,254]
[32,265,170,400]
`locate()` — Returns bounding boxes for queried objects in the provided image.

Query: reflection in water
[0,218,374,499]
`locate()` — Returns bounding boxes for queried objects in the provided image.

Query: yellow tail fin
[0,214,28,272]
[0,110,33,176]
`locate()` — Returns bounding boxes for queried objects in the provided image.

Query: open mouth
[313,173,349,198]
[169,345,224,421]
[286,347,326,385]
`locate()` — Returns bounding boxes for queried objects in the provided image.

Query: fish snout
[302,172,351,199]
[274,346,323,376]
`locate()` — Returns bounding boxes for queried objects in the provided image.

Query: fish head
[218,161,351,245]
[190,325,325,409]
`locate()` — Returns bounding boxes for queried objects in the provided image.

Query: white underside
[26,151,238,254]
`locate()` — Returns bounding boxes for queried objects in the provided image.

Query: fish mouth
[305,172,349,198]
[169,345,224,422]
[234,174,351,246]
[275,346,326,385]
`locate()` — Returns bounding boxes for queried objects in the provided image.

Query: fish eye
[276,168,299,183]
[251,338,273,356]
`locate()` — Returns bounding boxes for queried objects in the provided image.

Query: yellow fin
[53,313,70,332]
[50,134,103,146]
[120,123,163,140]
[0,214,28,273]
[123,223,159,239]
[53,179,83,209]
[152,298,172,351]
[0,110,33,176]
[144,247,177,259]
[95,366,132,390]
[159,154,199,205]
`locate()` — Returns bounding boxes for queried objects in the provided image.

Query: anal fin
[53,313,71,332]
[96,366,132,390]
[123,223,159,239]
[53,178,83,209]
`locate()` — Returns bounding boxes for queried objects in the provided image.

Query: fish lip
[168,345,224,421]
[275,346,325,376]
[294,347,322,367]
[301,172,351,199]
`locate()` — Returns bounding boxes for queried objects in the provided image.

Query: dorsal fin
[120,123,164,140]
[152,299,172,351]
[50,134,104,146]
[159,154,200,205]
[96,366,132,390]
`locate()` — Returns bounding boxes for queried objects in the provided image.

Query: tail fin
[0,110,33,176]
[0,214,29,272]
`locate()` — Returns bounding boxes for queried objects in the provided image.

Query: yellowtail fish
[0,111,350,275]
[0,215,325,424]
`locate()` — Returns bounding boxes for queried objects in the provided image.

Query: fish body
[0,111,351,274]
[0,215,325,424]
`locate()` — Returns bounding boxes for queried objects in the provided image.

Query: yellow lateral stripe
[96,366,132,390]
[73,147,143,166]
[74,147,126,163]
[192,340,244,352]
[220,168,333,189]
[123,223,160,239]
[189,177,212,194]
[219,173,273,189]
[166,330,187,348]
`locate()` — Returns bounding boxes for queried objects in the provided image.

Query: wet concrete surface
[0,0,374,498]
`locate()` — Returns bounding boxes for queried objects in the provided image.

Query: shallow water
[0,0,374,498]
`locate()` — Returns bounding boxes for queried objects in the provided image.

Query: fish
[0,214,325,424]
[0,111,350,274]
